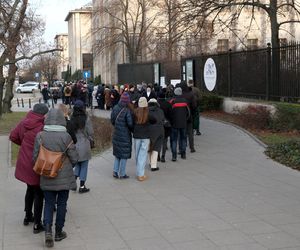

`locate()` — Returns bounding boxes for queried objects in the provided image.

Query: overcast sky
[29,0,90,43]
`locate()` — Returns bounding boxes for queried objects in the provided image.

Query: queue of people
[9,79,201,248]
[10,101,94,248]
[110,80,202,181]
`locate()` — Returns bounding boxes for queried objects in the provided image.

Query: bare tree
[0,0,61,116]
[181,0,300,49]
[93,0,159,63]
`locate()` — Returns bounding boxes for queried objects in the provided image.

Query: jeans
[74,160,89,182]
[43,190,69,229]
[113,157,127,177]
[171,128,187,158]
[24,184,44,224]
[134,138,150,177]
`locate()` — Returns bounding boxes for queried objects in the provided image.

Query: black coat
[158,98,172,137]
[169,96,190,129]
[111,103,133,159]
[148,104,165,152]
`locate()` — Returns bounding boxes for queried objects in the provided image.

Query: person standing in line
[96,84,105,109]
[33,109,78,248]
[69,100,94,193]
[157,90,172,163]
[9,103,49,233]
[188,80,202,135]
[148,98,165,171]
[169,87,190,161]
[64,83,72,107]
[133,97,155,181]
[104,85,112,110]
[110,92,134,179]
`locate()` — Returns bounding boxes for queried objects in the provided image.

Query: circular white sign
[203,58,217,91]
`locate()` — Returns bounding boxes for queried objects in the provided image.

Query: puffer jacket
[10,111,45,185]
[111,103,133,159]
[169,96,190,129]
[33,109,78,191]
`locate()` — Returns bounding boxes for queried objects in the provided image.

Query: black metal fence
[182,42,300,102]
[118,61,181,85]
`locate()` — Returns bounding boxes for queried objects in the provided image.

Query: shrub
[237,105,271,130]
[265,140,300,170]
[200,92,223,111]
[90,116,113,154]
[271,103,300,132]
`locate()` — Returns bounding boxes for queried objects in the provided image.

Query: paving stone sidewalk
[1,118,300,250]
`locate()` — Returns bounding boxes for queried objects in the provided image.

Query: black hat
[33,103,49,115]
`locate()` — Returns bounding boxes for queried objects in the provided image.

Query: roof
[65,7,93,21]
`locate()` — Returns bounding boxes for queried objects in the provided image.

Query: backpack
[33,138,72,178]
[65,87,71,94]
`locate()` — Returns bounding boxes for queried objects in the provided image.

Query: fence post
[29,98,31,109]
[266,43,271,101]
[227,49,232,97]
[21,98,24,108]
[17,98,19,107]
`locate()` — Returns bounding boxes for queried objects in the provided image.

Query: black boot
[23,213,34,226]
[161,155,165,163]
[45,224,54,248]
[55,227,67,241]
[33,222,44,234]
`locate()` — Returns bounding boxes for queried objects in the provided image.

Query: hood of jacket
[44,109,66,126]
[23,110,45,130]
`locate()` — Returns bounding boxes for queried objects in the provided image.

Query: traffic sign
[83,70,91,79]
[35,72,39,78]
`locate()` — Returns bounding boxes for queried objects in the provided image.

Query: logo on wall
[204,58,217,91]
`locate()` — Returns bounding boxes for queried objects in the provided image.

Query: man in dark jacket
[181,82,197,153]
[169,87,190,161]
[96,84,105,109]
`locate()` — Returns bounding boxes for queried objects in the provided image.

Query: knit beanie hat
[174,87,182,96]
[138,97,148,108]
[74,100,85,108]
[33,103,49,115]
[148,98,159,107]
[120,92,131,104]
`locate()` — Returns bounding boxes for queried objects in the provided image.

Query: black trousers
[187,122,195,151]
[24,184,44,224]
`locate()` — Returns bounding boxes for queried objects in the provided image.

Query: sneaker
[33,223,44,234]
[160,156,165,163]
[137,175,148,181]
[151,167,159,172]
[172,156,176,162]
[190,148,196,153]
[119,175,130,179]
[113,171,119,179]
[23,215,34,226]
[196,131,202,136]
[79,186,90,193]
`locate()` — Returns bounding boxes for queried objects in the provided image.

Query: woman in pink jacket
[10,103,48,233]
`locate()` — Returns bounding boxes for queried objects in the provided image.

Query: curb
[203,117,267,149]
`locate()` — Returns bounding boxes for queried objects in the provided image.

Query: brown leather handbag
[33,138,72,178]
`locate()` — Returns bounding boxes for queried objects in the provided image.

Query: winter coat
[72,116,94,162]
[10,111,45,185]
[158,98,172,138]
[111,103,133,159]
[128,90,141,104]
[104,88,112,107]
[169,96,190,129]
[41,88,50,101]
[148,104,165,152]
[143,91,157,101]
[33,109,78,191]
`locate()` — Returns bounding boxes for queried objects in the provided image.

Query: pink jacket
[9,111,45,185]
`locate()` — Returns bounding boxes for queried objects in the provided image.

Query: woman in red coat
[10,103,48,233]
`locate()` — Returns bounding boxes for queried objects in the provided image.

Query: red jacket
[9,111,45,185]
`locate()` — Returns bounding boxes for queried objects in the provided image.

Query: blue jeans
[171,128,187,158]
[43,190,69,229]
[113,157,127,177]
[134,139,150,177]
[74,160,89,181]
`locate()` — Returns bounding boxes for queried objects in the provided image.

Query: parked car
[16,82,39,93]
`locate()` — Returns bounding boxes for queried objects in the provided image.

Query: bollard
[39,98,41,104]
[21,98,24,108]
[29,98,31,109]
[51,98,54,108]
[17,98,20,107]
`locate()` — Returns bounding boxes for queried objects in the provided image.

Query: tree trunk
[3,61,17,113]
[0,68,4,117]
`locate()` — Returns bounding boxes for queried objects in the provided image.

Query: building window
[217,39,229,53]
[247,39,258,50]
